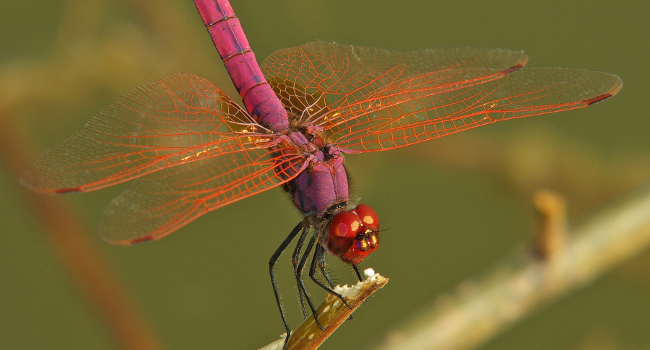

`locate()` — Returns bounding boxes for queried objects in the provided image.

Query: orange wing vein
[21,73,269,193]
[98,143,306,244]
[21,73,309,244]
[262,42,622,152]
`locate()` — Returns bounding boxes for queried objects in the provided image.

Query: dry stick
[373,186,650,350]
[401,132,650,217]
[261,269,389,350]
[533,190,567,260]
[0,115,166,350]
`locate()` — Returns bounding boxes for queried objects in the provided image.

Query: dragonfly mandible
[20,0,622,343]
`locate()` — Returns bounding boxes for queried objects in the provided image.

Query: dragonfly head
[323,204,380,265]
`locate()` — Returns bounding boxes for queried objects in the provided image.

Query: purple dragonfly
[20,0,622,343]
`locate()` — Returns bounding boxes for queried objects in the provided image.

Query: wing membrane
[21,73,265,193]
[262,42,528,125]
[330,67,622,151]
[262,42,621,152]
[98,143,307,244]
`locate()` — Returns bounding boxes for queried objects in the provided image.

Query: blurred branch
[0,114,166,349]
[401,130,650,216]
[533,190,567,260]
[373,185,650,350]
[261,270,388,350]
[0,0,227,137]
[0,0,196,348]
[0,0,241,348]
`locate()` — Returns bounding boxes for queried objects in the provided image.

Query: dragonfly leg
[351,263,363,282]
[291,226,310,319]
[269,221,304,344]
[316,248,336,288]
[309,245,354,310]
[295,232,327,331]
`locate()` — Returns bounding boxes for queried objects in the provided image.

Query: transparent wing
[328,67,622,151]
[262,42,528,125]
[98,143,307,244]
[262,42,622,152]
[21,73,267,193]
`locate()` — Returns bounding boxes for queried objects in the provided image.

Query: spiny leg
[269,221,304,342]
[351,263,363,282]
[316,245,335,288]
[348,263,364,320]
[309,245,354,310]
[315,247,358,320]
[290,226,310,319]
[295,232,327,331]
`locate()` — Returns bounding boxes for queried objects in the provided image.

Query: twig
[260,269,389,350]
[373,185,650,350]
[533,189,567,260]
[401,132,650,216]
[0,114,166,350]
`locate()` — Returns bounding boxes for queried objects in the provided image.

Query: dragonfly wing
[329,67,622,151]
[98,144,307,244]
[261,41,528,125]
[261,42,621,152]
[21,73,262,193]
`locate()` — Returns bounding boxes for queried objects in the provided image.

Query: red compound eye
[323,211,361,256]
[354,204,379,231]
[323,204,381,265]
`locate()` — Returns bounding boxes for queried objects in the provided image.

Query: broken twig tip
[260,270,388,350]
[533,189,567,260]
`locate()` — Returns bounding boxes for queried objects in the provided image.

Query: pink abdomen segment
[194,0,289,132]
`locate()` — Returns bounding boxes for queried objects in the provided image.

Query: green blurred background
[2,0,649,349]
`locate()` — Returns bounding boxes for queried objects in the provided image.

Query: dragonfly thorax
[286,153,349,217]
[282,120,350,217]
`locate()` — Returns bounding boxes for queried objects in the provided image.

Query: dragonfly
[21,0,622,343]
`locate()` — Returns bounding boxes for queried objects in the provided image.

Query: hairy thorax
[281,123,350,219]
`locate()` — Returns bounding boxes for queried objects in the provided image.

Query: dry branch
[261,269,389,350]
[373,186,650,350]
[0,114,166,349]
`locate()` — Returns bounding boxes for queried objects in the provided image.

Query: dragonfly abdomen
[194,0,289,132]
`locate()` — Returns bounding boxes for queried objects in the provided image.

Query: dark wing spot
[584,93,613,106]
